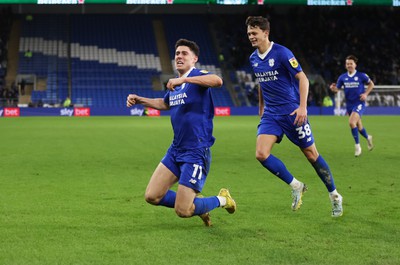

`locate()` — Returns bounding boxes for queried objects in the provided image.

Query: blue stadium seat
[17,14,234,107]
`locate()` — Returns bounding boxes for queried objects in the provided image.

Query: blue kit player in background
[246,16,343,217]
[330,55,374,157]
[126,39,236,226]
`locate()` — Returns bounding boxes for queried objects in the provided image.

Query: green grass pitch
[0,115,399,265]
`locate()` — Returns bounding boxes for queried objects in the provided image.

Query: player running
[330,55,374,157]
[246,16,343,217]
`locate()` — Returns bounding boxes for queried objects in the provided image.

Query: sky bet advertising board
[0,107,161,117]
[0,107,227,117]
[1,106,399,117]
[0,0,398,5]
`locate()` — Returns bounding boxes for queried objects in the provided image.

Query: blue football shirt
[336,70,371,106]
[250,42,302,115]
[163,68,216,150]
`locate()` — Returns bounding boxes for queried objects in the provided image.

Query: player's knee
[306,155,318,163]
[144,193,160,205]
[349,121,357,128]
[174,207,192,218]
[303,146,319,162]
[256,150,270,162]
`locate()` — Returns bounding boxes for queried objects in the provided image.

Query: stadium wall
[1,106,399,117]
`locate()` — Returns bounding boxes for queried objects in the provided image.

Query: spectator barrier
[1,106,399,117]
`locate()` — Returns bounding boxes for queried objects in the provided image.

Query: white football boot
[331,194,343,217]
[355,143,362,157]
[291,183,307,211]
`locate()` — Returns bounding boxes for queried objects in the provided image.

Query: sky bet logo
[3,108,20,117]
[334,108,347,116]
[60,108,90,117]
[215,107,231,116]
[130,108,144,116]
[60,108,74,116]
[74,107,90,116]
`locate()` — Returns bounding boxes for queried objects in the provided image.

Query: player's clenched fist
[127,94,140,107]
[166,77,185,91]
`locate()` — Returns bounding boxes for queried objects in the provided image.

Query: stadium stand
[212,8,400,106]
[15,13,234,107]
[162,14,234,107]
[0,7,13,107]
[70,14,162,107]
[6,7,399,108]
[19,14,68,105]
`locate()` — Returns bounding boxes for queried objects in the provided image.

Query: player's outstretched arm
[185,74,223,88]
[126,94,169,110]
[167,74,223,91]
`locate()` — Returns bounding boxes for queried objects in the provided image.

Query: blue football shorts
[257,113,315,149]
[161,146,211,192]
[347,102,366,116]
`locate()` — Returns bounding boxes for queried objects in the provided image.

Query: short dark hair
[245,16,270,32]
[175,38,200,57]
[346,55,358,63]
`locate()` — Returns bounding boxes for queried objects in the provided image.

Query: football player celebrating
[127,39,236,226]
[246,16,343,217]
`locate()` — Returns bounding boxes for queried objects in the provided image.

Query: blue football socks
[260,154,294,184]
[351,127,359,144]
[359,128,368,139]
[158,190,220,216]
[158,190,176,208]
[311,155,336,192]
[193,196,220,216]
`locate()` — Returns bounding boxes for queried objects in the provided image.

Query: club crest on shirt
[354,77,358,81]
[289,57,299,68]
[253,63,258,67]
[200,70,209,74]
[268,58,275,67]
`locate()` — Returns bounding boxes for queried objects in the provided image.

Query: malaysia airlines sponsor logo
[215,107,231,116]
[60,108,74,116]
[255,70,279,82]
[4,107,20,117]
[344,81,359,88]
[169,92,187,106]
[74,107,90,117]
